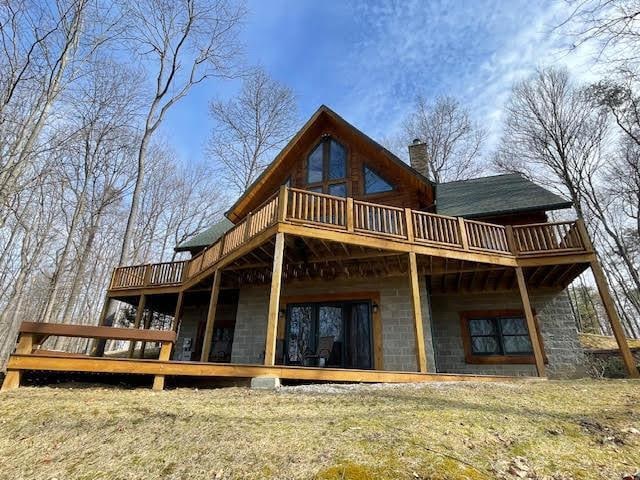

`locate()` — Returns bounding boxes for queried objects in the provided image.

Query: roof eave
[458,201,574,219]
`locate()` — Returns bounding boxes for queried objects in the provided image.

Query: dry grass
[579,333,640,351]
[0,379,639,479]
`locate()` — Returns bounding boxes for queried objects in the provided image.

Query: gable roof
[224,104,434,222]
[435,174,572,218]
[175,218,234,252]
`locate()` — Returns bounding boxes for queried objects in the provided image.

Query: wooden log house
[3,105,638,391]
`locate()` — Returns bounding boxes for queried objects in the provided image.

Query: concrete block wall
[174,304,207,361]
[229,276,436,371]
[430,290,586,378]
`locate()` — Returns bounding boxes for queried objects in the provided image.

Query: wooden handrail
[19,321,176,343]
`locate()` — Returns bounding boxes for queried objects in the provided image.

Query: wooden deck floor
[6,354,542,385]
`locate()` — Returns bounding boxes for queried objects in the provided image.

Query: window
[306,136,348,195]
[460,311,541,365]
[363,165,394,194]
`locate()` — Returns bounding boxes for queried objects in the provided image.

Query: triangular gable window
[364,165,394,194]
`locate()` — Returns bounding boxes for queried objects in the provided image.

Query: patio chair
[304,336,335,367]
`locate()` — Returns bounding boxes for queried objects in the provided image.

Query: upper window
[461,311,539,365]
[363,165,394,194]
[306,137,348,196]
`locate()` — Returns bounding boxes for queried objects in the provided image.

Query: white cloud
[331,0,609,157]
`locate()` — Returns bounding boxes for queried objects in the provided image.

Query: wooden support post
[515,267,546,377]
[590,259,639,378]
[405,208,414,242]
[152,341,173,391]
[200,269,222,362]
[171,291,184,333]
[264,232,285,366]
[408,252,427,372]
[277,186,288,222]
[346,197,355,232]
[97,293,112,327]
[1,334,34,391]
[128,294,146,358]
[458,217,469,250]
[139,301,154,359]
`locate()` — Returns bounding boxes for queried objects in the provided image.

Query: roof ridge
[437,173,521,185]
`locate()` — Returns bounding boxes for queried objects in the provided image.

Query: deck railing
[512,221,585,255]
[109,187,590,290]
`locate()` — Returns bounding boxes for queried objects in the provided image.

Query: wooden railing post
[1,333,34,391]
[109,268,118,289]
[143,264,152,286]
[277,186,288,223]
[244,212,253,241]
[346,197,355,232]
[505,225,517,255]
[405,208,414,242]
[575,218,594,252]
[457,217,469,250]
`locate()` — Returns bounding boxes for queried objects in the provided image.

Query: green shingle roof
[174,218,234,252]
[435,174,572,218]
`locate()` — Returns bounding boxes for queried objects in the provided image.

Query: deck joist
[5,354,542,384]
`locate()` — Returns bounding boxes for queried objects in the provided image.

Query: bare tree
[494,67,607,219]
[401,95,486,183]
[0,0,114,206]
[495,66,640,337]
[114,0,246,268]
[560,0,640,77]
[208,68,297,194]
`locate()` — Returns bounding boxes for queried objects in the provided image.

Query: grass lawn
[0,379,639,479]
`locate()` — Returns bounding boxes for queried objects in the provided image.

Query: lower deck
[6,353,541,385]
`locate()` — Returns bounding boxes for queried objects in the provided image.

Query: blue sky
[163,0,599,165]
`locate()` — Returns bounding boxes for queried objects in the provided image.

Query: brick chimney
[408,139,428,176]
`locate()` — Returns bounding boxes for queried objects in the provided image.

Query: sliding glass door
[285,300,372,369]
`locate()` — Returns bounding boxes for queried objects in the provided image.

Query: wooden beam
[128,294,147,358]
[1,333,33,391]
[264,232,285,366]
[590,259,639,378]
[408,252,427,372]
[6,354,545,384]
[15,321,176,343]
[515,267,546,377]
[200,269,222,362]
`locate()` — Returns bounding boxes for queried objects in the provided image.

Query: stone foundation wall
[430,290,586,378]
[230,276,436,371]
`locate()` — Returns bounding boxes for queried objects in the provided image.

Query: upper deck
[109,187,593,293]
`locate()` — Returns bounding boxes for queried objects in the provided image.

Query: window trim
[305,136,350,195]
[459,310,547,365]
[362,163,395,196]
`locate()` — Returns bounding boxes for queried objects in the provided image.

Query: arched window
[306,137,348,196]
